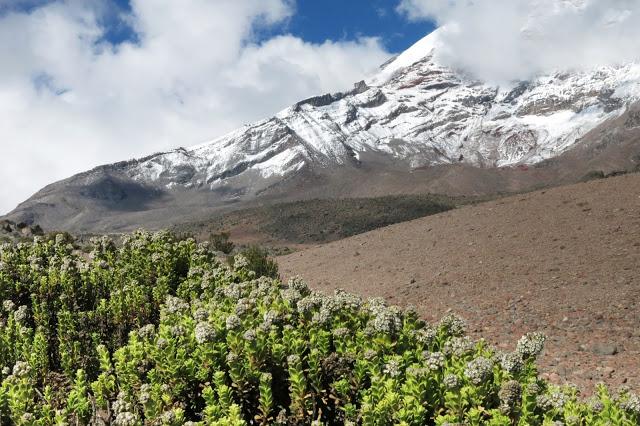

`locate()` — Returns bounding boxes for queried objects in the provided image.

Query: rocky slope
[0,220,44,242]
[279,173,640,392]
[5,30,640,231]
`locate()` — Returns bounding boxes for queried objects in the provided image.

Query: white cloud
[0,0,390,214]
[398,0,640,84]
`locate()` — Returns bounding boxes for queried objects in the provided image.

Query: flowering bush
[0,231,638,424]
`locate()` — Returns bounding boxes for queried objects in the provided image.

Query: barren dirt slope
[279,173,640,392]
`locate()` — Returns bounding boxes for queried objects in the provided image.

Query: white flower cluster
[444,374,462,390]
[444,336,474,357]
[14,305,28,323]
[170,325,185,338]
[12,361,31,378]
[112,392,139,426]
[223,284,242,301]
[364,350,377,361]
[368,299,402,335]
[423,351,445,371]
[297,295,323,315]
[516,332,546,359]
[282,288,304,305]
[536,391,568,411]
[464,357,494,385]
[225,314,241,331]
[276,409,288,424]
[3,300,15,312]
[526,382,542,396]
[331,289,362,311]
[287,276,311,296]
[243,329,257,342]
[20,413,34,423]
[383,358,402,378]
[193,308,209,322]
[27,254,43,271]
[188,266,205,279]
[54,234,66,246]
[256,277,280,294]
[332,327,350,339]
[165,295,189,315]
[312,308,331,325]
[226,352,239,365]
[235,298,253,316]
[60,258,75,274]
[195,322,215,344]
[138,324,156,339]
[233,254,250,270]
[499,352,524,375]
[138,384,151,405]
[415,327,437,346]
[160,410,178,424]
[262,310,280,328]
[114,412,138,426]
[620,393,640,415]
[439,314,467,337]
[287,354,301,366]
[588,397,605,413]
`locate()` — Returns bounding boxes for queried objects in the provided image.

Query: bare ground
[279,173,640,394]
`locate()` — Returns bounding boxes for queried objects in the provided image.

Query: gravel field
[279,173,640,394]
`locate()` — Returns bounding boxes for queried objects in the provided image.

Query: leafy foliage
[234,246,279,279]
[210,232,235,255]
[0,232,638,424]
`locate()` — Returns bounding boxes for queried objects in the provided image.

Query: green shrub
[210,231,235,254]
[581,170,606,182]
[0,232,638,425]
[235,245,279,278]
[44,231,76,246]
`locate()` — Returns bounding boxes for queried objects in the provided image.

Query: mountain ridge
[5,30,640,232]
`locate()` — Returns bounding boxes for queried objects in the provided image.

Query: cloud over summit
[399,0,640,83]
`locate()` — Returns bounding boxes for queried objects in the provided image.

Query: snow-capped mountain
[123,30,640,191]
[6,30,640,232]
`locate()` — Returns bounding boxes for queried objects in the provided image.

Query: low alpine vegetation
[0,232,638,424]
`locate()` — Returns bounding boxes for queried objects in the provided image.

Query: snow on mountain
[123,29,640,193]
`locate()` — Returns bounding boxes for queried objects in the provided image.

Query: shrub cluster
[210,233,234,255]
[233,246,279,280]
[0,232,638,425]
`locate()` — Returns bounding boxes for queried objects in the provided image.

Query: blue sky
[265,0,435,53]
[7,0,436,54]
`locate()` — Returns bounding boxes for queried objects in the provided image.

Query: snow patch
[368,30,441,86]
[119,36,640,192]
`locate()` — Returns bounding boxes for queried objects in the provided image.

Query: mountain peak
[5,31,640,232]
[368,30,441,86]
